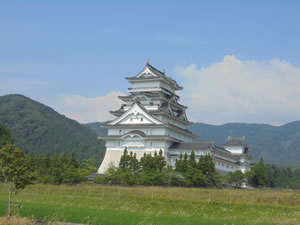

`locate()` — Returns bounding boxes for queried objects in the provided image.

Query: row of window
[216,161,234,170]
[117,141,153,147]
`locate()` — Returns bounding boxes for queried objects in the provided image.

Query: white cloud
[175,56,300,125]
[55,92,125,123]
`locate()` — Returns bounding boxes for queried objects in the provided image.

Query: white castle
[98,61,251,174]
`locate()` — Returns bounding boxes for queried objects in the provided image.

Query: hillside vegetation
[0,94,105,164]
[2,93,300,165]
[188,122,300,165]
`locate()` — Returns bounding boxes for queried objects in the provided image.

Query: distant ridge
[2,93,299,165]
[84,121,300,165]
[0,94,105,165]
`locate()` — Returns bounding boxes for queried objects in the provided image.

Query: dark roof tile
[169,142,215,150]
[223,136,248,148]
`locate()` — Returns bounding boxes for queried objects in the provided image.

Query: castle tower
[98,61,197,173]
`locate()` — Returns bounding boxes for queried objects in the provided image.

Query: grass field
[0,184,299,225]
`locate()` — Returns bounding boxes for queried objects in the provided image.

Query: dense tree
[119,148,130,171]
[188,150,197,168]
[227,170,244,188]
[175,152,188,173]
[198,155,218,186]
[139,150,168,185]
[174,152,219,187]
[0,124,12,148]
[247,157,268,187]
[26,152,95,185]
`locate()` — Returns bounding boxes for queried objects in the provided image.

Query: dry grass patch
[0,216,34,225]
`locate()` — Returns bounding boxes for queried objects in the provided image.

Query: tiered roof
[104,101,196,138]
[126,60,183,91]
[110,101,190,125]
[111,61,191,125]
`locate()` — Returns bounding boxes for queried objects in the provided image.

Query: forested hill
[188,122,300,165]
[85,121,300,165]
[2,93,299,166]
[0,94,105,164]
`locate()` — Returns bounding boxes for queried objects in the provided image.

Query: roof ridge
[147,63,165,77]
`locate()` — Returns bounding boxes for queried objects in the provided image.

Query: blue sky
[1,1,300,125]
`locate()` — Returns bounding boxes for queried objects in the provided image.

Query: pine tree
[158,149,166,172]
[70,152,79,168]
[188,150,197,168]
[175,153,184,172]
[129,153,139,172]
[182,152,189,172]
[119,148,130,171]
[251,157,268,187]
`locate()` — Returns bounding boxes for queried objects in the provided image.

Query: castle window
[141,118,143,122]
[119,130,122,134]
[150,142,152,147]
[130,118,133,122]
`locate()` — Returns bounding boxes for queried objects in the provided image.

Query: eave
[151,111,192,125]
[102,123,197,138]
[98,135,182,143]
[126,77,183,91]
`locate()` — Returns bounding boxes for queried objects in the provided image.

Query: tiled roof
[169,142,215,150]
[126,62,182,90]
[223,136,248,148]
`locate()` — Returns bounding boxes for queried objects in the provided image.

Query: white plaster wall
[224,146,244,154]
[132,81,160,88]
[215,161,236,172]
[165,128,193,142]
[107,128,166,136]
[159,82,175,93]
[121,113,154,125]
[98,148,168,174]
[167,149,245,174]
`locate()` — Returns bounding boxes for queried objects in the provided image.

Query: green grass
[0,184,299,225]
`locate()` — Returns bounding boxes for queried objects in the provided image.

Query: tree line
[1,123,300,189]
[227,157,300,189]
[98,148,300,189]
[96,148,220,187]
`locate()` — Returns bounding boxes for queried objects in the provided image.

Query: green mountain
[0,94,105,165]
[2,93,299,166]
[188,122,300,165]
[83,122,108,136]
[84,121,300,165]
